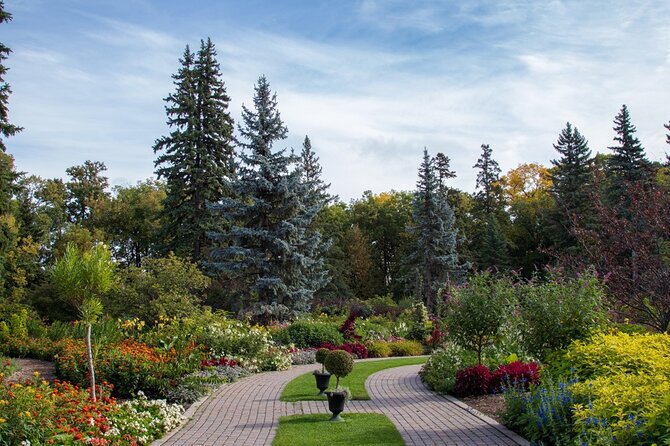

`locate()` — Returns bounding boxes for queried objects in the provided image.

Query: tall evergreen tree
[209,76,326,313]
[0,2,22,152]
[154,39,235,262]
[549,122,592,248]
[473,144,503,214]
[409,148,465,312]
[479,213,509,271]
[607,105,650,199]
[433,152,456,195]
[300,135,331,206]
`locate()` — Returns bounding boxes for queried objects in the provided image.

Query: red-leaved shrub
[454,364,491,396]
[489,361,539,392]
[318,341,369,359]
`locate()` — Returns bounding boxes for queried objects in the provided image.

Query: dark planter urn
[314,371,331,395]
[325,391,347,421]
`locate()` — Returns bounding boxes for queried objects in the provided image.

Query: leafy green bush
[407,301,429,341]
[324,350,354,389]
[518,271,605,360]
[272,320,344,348]
[389,340,423,356]
[445,273,516,364]
[419,343,477,393]
[367,340,392,358]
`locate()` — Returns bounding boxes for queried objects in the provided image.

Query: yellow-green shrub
[572,373,670,445]
[367,340,392,358]
[551,331,670,379]
[389,340,423,357]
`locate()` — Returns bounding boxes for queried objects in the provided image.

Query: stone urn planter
[325,390,347,421]
[314,348,332,396]
[314,371,331,396]
[323,350,354,421]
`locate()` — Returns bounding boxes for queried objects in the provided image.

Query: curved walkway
[154,363,528,446]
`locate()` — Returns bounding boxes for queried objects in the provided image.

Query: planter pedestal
[325,391,346,421]
[314,371,331,396]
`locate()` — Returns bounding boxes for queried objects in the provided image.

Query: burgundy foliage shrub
[489,361,539,392]
[453,364,491,397]
[318,341,369,359]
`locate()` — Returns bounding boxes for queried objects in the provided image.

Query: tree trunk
[86,323,97,402]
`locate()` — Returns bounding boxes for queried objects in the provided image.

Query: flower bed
[0,375,183,445]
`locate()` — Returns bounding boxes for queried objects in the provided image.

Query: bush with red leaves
[318,341,369,359]
[453,364,491,397]
[201,356,238,368]
[489,361,539,392]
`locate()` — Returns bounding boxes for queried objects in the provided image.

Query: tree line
[0,13,669,330]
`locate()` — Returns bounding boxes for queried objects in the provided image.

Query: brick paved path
[155,363,528,446]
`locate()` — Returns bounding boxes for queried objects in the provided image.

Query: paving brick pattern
[155,363,528,446]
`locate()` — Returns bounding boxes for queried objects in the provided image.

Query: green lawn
[281,356,427,401]
[273,413,404,446]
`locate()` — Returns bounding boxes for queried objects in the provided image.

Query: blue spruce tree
[409,148,466,312]
[209,76,327,314]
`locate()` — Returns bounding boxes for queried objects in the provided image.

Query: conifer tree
[154,39,235,262]
[300,135,331,206]
[607,105,650,199]
[409,148,465,312]
[434,152,456,195]
[549,122,592,247]
[0,2,21,152]
[473,144,503,214]
[209,76,326,313]
[478,213,509,270]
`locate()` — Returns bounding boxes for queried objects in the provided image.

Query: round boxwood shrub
[273,321,344,348]
[324,350,354,389]
[315,348,330,373]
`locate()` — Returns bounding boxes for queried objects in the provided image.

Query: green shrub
[367,340,392,358]
[407,301,429,341]
[446,273,516,364]
[324,350,354,389]
[273,320,344,348]
[389,340,423,357]
[518,271,606,360]
[419,343,477,393]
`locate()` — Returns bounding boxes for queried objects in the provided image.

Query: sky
[2,0,670,201]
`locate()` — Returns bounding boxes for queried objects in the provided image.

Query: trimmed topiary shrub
[315,348,330,373]
[454,364,491,397]
[324,350,354,389]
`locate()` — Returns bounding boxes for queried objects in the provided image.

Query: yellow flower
[0,418,6,423]
[33,371,40,377]
[24,411,31,418]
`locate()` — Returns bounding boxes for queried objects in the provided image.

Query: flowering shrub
[489,361,539,392]
[318,342,369,359]
[0,336,71,361]
[289,348,316,365]
[0,375,183,445]
[55,339,203,398]
[201,356,237,368]
[502,378,576,445]
[453,365,491,397]
[419,343,477,393]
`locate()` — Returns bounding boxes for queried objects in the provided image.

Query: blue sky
[3,0,670,200]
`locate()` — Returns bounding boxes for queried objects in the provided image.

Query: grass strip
[273,413,404,446]
[281,356,426,402]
